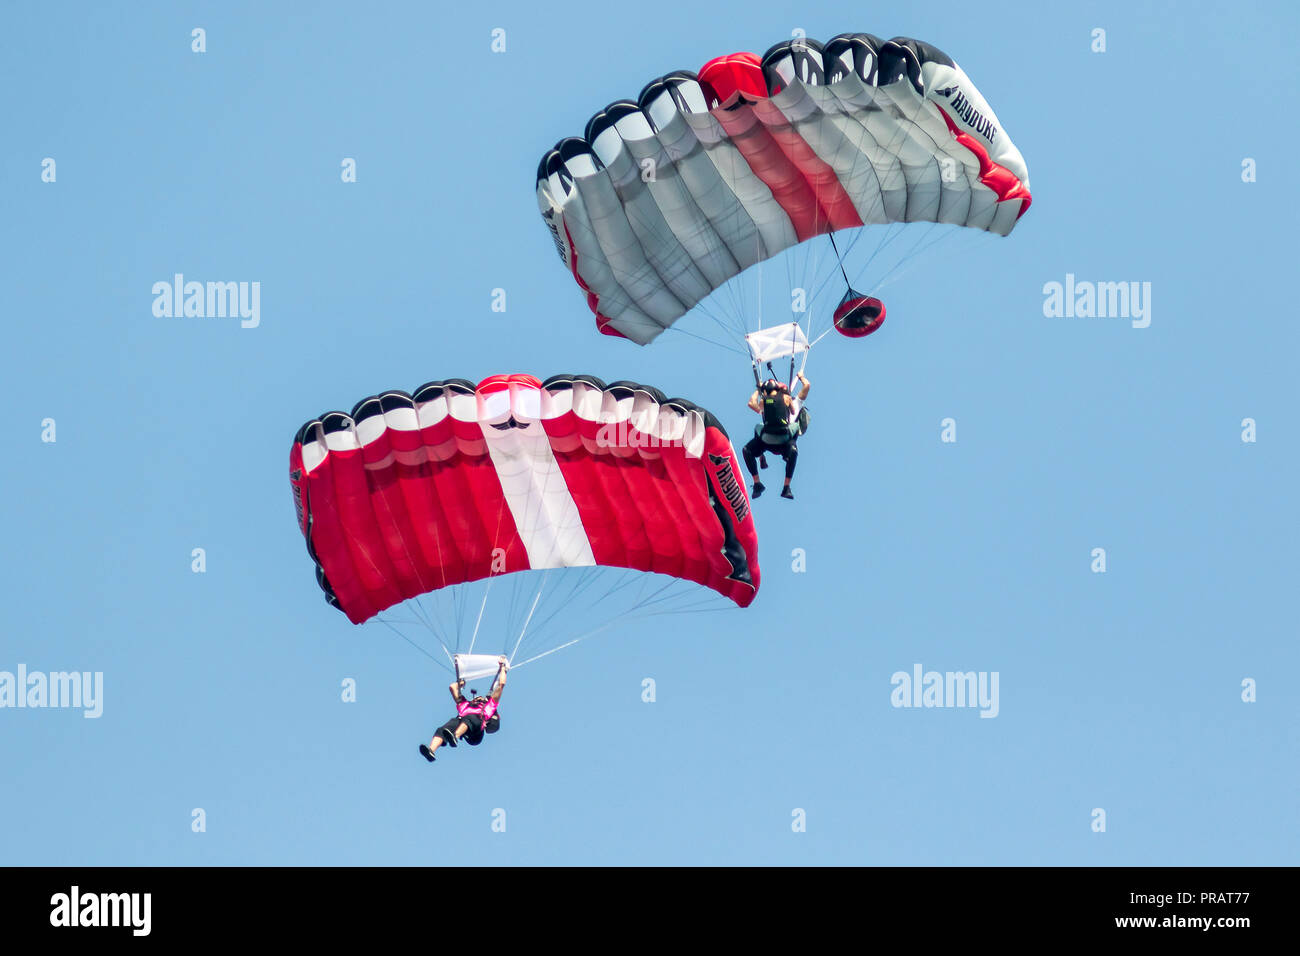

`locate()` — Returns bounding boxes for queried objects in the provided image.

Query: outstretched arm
[747,390,762,413]
[449,679,465,704]
[796,372,811,401]
[490,657,509,702]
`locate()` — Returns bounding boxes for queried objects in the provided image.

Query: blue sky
[1,1,1296,865]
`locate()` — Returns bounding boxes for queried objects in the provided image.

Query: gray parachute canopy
[537,32,1031,345]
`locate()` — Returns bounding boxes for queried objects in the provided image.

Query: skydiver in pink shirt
[420,656,508,763]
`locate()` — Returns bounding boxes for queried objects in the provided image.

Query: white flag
[454,654,503,684]
[745,322,810,364]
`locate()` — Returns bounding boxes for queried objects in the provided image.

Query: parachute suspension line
[376,616,454,671]
[665,322,749,357]
[510,599,733,671]
[805,236,861,320]
[796,254,836,344]
[858,220,909,282]
[506,573,526,641]
[551,565,604,609]
[788,323,797,388]
[455,588,473,652]
[513,564,613,660]
[867,222,946,290]
[512,570,589,658]
[415,595,457,656]
[507,571,548,665]
[685,300,743,346]
[582,565,664,612]
[827,232,852,290]
[871,227,993,294]
[467,576,494,655]
[376,593,453,657]
[808,326,838,349]
[625,580,695,613]
[426,592,454,645]
[622,574,696,613]
[510,613,642,671]
[510,627,609,670]
[397,593,433,635]
[505,552,657,666]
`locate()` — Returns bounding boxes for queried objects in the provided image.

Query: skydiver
[420,656,508,763]
[743,372,810,500]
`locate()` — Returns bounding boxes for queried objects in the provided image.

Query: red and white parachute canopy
[289,374,760,631]
[538,32,1031,345]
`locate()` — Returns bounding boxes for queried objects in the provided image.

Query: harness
[458,697,497,722]
[760,393,795,440]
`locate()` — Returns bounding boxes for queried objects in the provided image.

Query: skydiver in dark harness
[743,372,810,500]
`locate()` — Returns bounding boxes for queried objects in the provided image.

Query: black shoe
[780,486,794,499]
[759,455,769,469]
[419,744,436,763]
[752,481,765,499]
